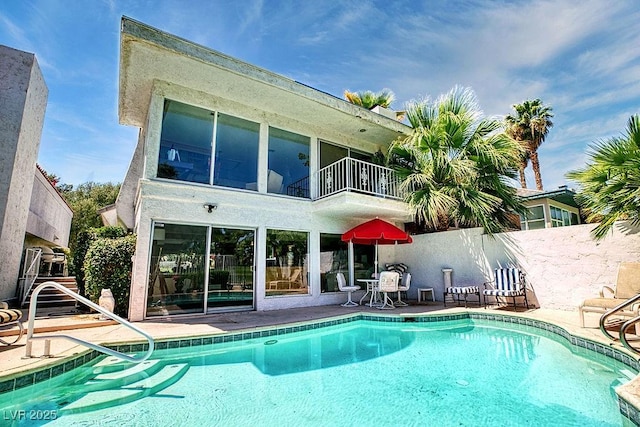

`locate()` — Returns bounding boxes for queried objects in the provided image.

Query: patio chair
[337,272,360,307]
[579,262,640,328]
[0,302,24,345]
[377,271,399,310]
[395,272,411,307]
[483,267,529,310]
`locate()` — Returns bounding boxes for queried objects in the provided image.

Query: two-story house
[116,18,412,321]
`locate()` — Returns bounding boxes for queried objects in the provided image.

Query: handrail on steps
[599,293,640,341]
[620,316,640,355]
[25,281,154,363]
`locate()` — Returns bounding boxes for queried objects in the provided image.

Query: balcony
[310,158,410,221]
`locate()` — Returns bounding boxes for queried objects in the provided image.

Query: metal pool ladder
[25,281,155,363]
[599,294,640,355]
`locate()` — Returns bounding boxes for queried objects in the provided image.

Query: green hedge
[84,234,136,317]
[73,226,127,297]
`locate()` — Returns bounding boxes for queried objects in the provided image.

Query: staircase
[22,277,78,310]
[54,356,190,414]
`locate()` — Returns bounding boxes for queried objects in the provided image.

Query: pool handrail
[24,281,154,363]
[620,315,640,355]
[599,293,640,341]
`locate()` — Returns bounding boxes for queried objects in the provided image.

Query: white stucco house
[116,17,413,321]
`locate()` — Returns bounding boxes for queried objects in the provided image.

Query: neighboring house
[517,186,581,230]
[0,45,73,305]
[116,18,413,321]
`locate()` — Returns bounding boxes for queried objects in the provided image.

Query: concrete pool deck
[0,302,629,377]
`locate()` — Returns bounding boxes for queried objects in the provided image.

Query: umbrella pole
[348,242,355,287]
[374,243,378,278]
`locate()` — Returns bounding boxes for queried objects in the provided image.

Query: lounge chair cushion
[0,309,22,324]
[581,298,624,310]
[447,286,479,294]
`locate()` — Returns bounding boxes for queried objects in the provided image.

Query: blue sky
[2,0,639,191]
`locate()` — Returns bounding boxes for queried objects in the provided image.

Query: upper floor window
[268,127,310,198]
[158,100,213,184]
[550,205,579,227]
[157,100,259,190]
[520,205,545,230]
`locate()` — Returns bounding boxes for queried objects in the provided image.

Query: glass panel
[208,228,254,309]
[571,212,579,225]
[354,244,376,282]
[214,114,259,190]
[265,230,309,296]
[526,206,545,220]
[268,127,310,198]
[320,233,348,293]
[320,141,348,169]
[528,220,546,230]
[147,223,207,316]
[157,100,213,184]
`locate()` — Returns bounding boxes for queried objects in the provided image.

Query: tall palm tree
[505,99,554,190]
[566,114,640,240]
[388,86,526,234]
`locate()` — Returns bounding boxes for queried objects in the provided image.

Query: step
[88,360,162,387]
[60,363,189,414]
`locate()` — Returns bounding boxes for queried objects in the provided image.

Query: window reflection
[157,100,213,184]
[268,127,310,198]
[266,229,309,296]
[214,114,259,190]
[320,233,348,292]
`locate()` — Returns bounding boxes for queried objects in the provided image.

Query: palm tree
[344,88,395,109]
[566,114,640,240]
[505,99,554,190]
[388,86,526,234]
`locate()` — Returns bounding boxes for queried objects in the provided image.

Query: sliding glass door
[147,223,255,317]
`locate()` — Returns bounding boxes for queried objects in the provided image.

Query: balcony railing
[313,157,402,200]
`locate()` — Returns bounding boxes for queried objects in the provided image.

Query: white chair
[396,272,411,306]
[337,273,360,307]
[377,271,399,310]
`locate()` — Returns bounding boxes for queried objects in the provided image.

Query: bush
[73,226,127,297]
[84,234,136,317]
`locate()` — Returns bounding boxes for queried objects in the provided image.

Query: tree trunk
[519,168,527,189]
[530,150,544,190]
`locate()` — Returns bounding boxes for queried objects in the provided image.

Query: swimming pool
[0,314,637,426]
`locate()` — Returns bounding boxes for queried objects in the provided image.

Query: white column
[443,268,454,303]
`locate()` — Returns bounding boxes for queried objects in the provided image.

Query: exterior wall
[0,46,48,300]
[26,169,73,248]
[126,83,405,320]
[128,179,378,320]
[389,221,640,311]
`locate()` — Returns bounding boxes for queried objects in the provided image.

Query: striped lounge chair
[483,268,529,310]
[0,302,24,345]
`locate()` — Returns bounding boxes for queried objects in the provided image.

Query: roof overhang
[119,17,411,144]
[518,188,579,208]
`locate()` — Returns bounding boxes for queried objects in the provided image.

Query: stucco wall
[26,169,73,248]
[386,222,640,311]
[0,46,48,300]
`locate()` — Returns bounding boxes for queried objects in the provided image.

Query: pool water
[1,319,635,426]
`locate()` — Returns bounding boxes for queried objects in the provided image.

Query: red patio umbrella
[341,218,412,276]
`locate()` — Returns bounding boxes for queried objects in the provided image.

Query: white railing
[314,157,402,200]
[18,248,42,307]
[25,281,154,363]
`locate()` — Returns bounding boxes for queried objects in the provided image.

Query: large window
[320,233,348,293]
[158,100,213,184]
[268,127,310,198]
[147,223,255,317]
[550,205,579,227]
[265,229,309,296]
[157,100,260,189]
[214,113,259,190]
[520,205,545,230]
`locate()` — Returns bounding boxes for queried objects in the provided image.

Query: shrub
[73,226,127,297]
[84,234,136,317]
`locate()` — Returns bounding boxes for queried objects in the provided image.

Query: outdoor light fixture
[203,203,217,213]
